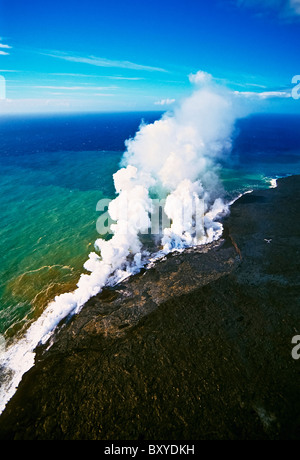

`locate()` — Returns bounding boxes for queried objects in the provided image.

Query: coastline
[0,180,257,415]
[0,175,299,440]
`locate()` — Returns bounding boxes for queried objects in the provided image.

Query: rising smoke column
[58,70,244,301]
[122,71,242,250]
[0,71,246,414]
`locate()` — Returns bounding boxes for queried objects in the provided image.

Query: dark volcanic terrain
[0,175,299,440]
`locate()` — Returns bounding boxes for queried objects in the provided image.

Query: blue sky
[0,0,300,113]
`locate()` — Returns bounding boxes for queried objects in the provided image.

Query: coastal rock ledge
[0,175,299,440]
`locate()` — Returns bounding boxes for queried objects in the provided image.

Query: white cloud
[51,73,96,77]
[154,98,176,106]
[94,93,116,97]
[0,43,11,55]
[108,76,144,80]
[188,71,213,85]
[43,51,167,73]
[34,85,118,91]
[235,0,300,18]
[51,74,144,81]
[234,90,291,99]
[290,0,300,14]
[49,92,116,97]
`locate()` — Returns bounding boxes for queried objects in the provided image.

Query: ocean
[0,111,299,413]
[0,112,161,342]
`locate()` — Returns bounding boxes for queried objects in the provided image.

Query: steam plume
[0,71,246,414]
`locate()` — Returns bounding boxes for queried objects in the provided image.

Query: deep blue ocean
[0,112,299,342]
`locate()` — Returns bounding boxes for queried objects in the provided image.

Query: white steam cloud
[0,71,248,414]
[154,98,176,106]
[188,70,213,85]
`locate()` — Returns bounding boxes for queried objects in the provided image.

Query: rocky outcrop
[0,175,299,440]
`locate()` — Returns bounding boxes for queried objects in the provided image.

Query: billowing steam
[0,71,247,414]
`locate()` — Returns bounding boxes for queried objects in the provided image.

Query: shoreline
[0,181,260,416]
[0,175,299,439]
